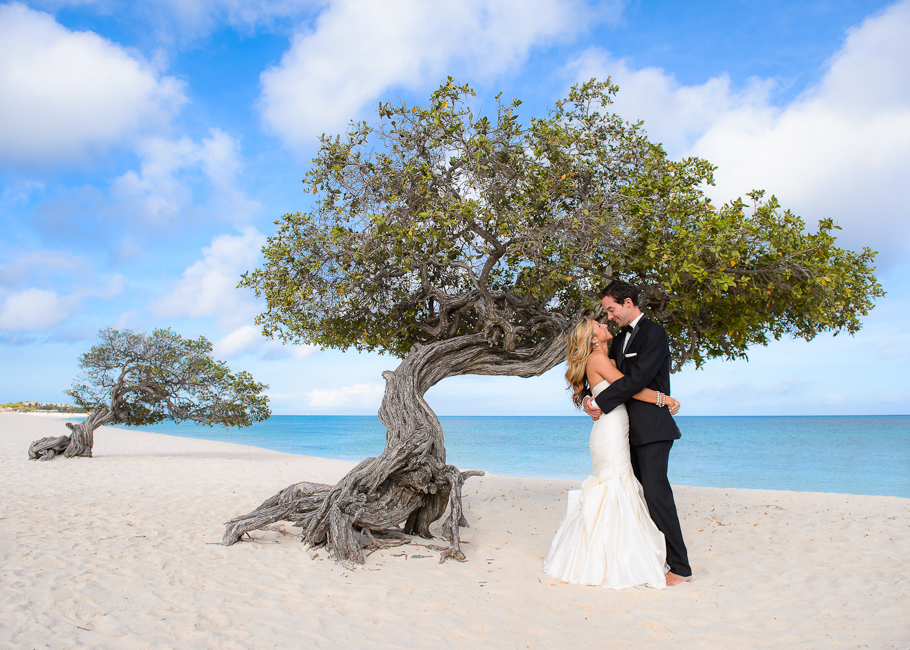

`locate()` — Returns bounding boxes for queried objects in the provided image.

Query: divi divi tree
[28,328,271,460]
[224,79,882,563]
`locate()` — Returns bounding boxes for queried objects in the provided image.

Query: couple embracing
[543,280,692,589]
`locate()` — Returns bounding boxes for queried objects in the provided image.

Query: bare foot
[665,571,692,587]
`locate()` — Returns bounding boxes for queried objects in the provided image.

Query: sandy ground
[2,412,908,649]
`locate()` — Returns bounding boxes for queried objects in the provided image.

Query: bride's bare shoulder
[586,348,612,370]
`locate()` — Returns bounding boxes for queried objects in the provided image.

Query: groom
[583,280,692,586]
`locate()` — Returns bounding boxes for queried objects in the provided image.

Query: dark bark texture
[223,330,568,564]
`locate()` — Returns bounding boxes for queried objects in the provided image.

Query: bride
[544,317,681,589]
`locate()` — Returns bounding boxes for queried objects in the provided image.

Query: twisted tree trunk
[28,408,115,461]
[223,328,569,563]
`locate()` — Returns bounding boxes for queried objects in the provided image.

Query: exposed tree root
[28,410,112,460]
[27,435,73,461]
[224,331,566,564]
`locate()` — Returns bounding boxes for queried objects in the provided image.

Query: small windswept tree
[223,79,882,563]
[28,328,271,461]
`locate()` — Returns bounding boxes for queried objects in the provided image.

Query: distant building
[0,401,79,412]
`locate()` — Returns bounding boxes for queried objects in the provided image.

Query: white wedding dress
[543,380,667,589]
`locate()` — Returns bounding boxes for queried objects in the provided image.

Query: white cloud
[0,288,71,330]
[112,129,260,226]
[266,342,318,361]
[154,228,322,360]
[684,374,808,404]
[307,381,385,409]
[0,3,186,166]
[77,273,128,300]
[213,324,263,357]
[213,324,318,359]
[153,227,265,326]
[822,392,850,405]
[568,49,776,155]
[112,137,197,223]
[160,0,317,36]
[0,250,125,333]
[0,250,84,287]
[570,0,910,263]
[32,0,321,43]
[260,0,599,148]
[1,179,45,205]
[815,0,910,117]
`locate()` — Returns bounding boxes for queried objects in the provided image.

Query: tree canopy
[243,79,882,370]
[68,327,271,426]
[29,328,270,460]
[226,79,883,564]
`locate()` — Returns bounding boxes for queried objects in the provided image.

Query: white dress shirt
[622,313,644,354]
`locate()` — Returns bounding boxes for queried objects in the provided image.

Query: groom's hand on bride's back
[583,397,602,421]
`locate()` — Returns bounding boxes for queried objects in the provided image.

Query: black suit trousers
[630,439,691,577]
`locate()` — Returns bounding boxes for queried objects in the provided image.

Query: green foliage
[1,402,84,413]
[618,189,883,366]
[67,328,271,427]
[242,79,883,369]
[2,402,37,412]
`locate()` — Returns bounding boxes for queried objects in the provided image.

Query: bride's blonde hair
[565,317,594,408]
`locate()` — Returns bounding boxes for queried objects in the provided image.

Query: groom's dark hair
[599,280,639,306]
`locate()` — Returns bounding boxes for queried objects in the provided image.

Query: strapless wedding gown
[543,380,667,589]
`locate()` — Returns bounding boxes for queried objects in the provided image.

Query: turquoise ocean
[90,415,910,498]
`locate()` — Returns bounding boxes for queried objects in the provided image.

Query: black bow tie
[621,325,633,334]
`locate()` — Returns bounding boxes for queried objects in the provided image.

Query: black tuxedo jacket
[592,316,681,447]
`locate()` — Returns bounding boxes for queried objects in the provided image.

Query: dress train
[543,380,667,589]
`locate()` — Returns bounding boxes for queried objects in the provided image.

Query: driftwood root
[223,332,565,565]
[223,467,484,564]
[28,413,106,460]
[28,435,74,461]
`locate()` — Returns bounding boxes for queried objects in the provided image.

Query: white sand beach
[2,412,908,649]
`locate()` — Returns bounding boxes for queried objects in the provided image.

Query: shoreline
[2,410,89,417]
[29,411,910,499]
[2,412,908,648]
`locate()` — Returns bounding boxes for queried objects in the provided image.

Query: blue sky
[1,0,908,416]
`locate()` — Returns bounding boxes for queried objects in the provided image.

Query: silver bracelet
[656,391,664,407]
